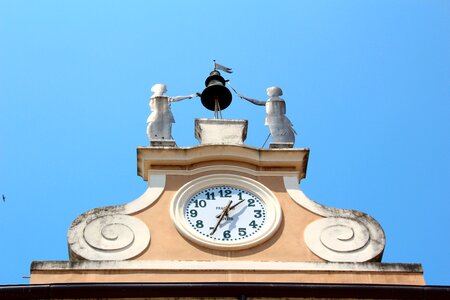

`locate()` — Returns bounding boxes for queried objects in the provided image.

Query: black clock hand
[229,199,245,210]
[215,199,245,218]
[211,200,233,235]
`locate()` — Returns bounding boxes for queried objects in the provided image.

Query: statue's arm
[239,94,266,106]
[169,93,200,102]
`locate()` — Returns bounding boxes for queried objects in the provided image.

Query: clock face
[185,186,266,242]
[171,174,282,250]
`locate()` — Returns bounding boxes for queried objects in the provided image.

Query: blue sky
[1,0,449,285]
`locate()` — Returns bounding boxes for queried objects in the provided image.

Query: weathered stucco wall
[30,145,424,285]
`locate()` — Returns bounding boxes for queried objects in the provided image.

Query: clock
[170,174,282,250]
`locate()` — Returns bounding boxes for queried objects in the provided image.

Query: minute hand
[210,200,233,235]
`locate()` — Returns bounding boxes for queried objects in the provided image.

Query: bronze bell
[200,70,232,111]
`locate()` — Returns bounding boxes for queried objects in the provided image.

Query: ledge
[136,144,310,181]
[30,260,425,285]
[32,260,422,273]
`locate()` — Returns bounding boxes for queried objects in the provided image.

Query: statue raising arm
[147,84,199,144]
[170,93,201,102]
[235,85,296,147]
[237,93,266,106]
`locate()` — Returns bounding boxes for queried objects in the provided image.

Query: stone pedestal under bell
[195,118,248,145]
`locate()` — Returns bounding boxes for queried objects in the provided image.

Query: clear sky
[1,0,449,285]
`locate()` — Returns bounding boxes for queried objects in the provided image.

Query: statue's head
[151,84,168,96]
[266,86,283,97]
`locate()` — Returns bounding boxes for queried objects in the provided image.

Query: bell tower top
[29,64,424,288]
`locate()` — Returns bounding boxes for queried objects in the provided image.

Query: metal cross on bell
[200,70,232,118]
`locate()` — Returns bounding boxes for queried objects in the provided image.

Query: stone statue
[238,86,296,148]
[147,84,199,146]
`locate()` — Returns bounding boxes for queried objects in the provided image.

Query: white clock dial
[185,186,266,242]
[170,174,282,250]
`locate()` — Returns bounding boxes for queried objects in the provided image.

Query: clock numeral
[189,209,198,217]
[205,192,215,200]
[238,228,247,236]
[223,230,231,239]
[254,210,262,218]
[237,192,243,200]
[218,189,232,198]
[249,220,258,228]
[194,199,207,207]
[248,199,255,207]
[196,220,204,228]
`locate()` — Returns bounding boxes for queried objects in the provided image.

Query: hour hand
[229,199,245,210]
[216,199,245,218]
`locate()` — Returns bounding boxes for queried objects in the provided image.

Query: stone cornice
[137,144,310,181]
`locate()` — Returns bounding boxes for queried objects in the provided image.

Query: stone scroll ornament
[67,175,165,261]
[284,177,386,262]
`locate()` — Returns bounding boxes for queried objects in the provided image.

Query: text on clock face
[184,186,267,241]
